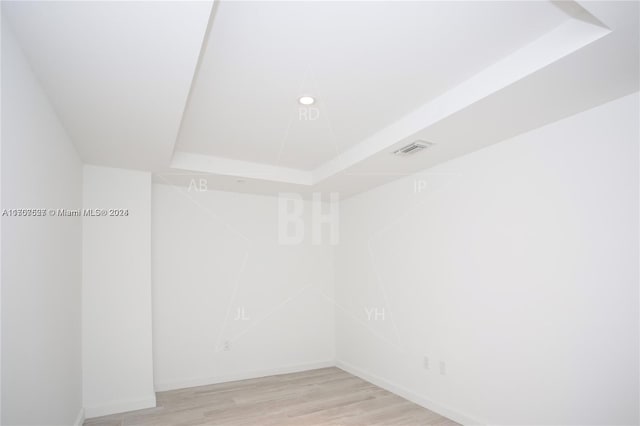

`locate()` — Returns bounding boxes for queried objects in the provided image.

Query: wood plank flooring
[84,367,459,426]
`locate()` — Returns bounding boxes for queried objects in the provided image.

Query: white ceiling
[176,1,568,170]
[2,1,638,198]
[2,1,213,171]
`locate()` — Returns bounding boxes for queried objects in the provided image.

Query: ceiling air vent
[393,140,434,156]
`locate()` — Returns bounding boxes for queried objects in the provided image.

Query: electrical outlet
[423,356,430,370]
[439,361,446,375]
[223,340,231,351]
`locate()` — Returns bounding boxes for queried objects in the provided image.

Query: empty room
[1,0,639,425]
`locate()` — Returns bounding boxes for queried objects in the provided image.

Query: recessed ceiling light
[298,96,315,106]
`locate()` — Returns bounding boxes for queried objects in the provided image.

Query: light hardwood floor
[84,367,459,426]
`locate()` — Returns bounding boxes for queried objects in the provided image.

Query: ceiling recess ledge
[171,151,313,186]
[170,1,612,190]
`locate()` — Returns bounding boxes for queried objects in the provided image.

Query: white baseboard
[84,394,156,419]
[336,359,487,426]
[73,407,85,426]
[154,360,335,392]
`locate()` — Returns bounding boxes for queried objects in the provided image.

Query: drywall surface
[82,165,155,417]
[1,19,83,425]
[335,93,639,425]
[152,184,335,390]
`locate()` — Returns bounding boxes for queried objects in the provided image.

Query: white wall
[335,93,639,425]
[82,165,155,417]
[152,184,335,390]
[1,19,83,425]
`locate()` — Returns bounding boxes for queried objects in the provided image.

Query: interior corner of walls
[334,360,487,426]
[73,408,85,426]
[83,394,156,420]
